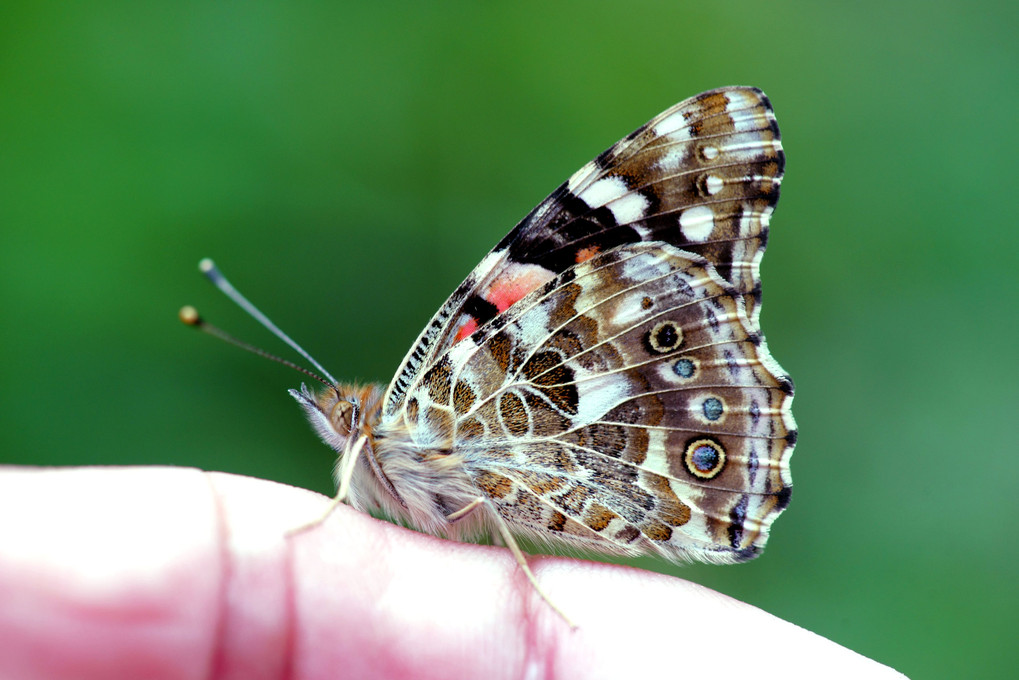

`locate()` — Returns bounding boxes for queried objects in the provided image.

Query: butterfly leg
[495,514,577,629]
[445,496,485,522]
[286,494,346,537]
[287,435,367,536]
[447,497,576,628]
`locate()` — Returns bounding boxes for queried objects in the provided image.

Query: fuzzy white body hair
[369,424,487,539]
[291,382,491,541]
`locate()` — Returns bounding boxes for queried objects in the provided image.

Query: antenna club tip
[198,258,216,274]
[179,305,202,326]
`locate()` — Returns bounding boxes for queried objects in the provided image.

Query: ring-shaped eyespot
[671,356,698,380]
[684,438,726,479]
[700,396,725,422]
[645,320,683,354]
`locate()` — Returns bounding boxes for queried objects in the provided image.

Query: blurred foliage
[2,1,1016,677]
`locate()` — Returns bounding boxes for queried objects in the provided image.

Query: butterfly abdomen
[371,421,492,539]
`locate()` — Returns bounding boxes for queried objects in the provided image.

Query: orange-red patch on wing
[575,245,601,263]
[484,266,555,313]
[454,317,479,343]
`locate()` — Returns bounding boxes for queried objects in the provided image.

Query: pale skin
[0,467,907,680]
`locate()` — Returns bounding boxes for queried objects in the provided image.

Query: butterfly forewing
[384,87,784,415]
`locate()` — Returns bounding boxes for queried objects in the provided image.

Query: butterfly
[188,86,795,623]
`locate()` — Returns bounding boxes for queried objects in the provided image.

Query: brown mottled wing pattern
[407,242,795,562]
[384,87,783,416]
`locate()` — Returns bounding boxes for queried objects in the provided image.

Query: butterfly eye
[684,439,727,479]
[645,321,683,354]
[331,399,354,432]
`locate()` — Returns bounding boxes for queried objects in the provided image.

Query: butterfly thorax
[291,381,485,538]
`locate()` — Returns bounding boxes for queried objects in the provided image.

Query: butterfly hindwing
[401,242,795,561]
[385,87,783,416]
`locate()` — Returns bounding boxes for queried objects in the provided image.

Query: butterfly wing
[405,242,795,562]
[384,87,783,415]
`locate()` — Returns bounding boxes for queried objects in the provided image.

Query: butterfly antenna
[181,258,339,387]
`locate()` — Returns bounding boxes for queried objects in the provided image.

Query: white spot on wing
[577,176,649,225]
[620,250,671,281]
[725,89,754,112]
[578,176,628,208]
[576,372,631,424]
[607,192,648,224]
[631,223,652,239]
[679,205,715,241]
[719,139,776,162]
[702,146,718,160]
[611,292,650,328]
[515,302,552,352]
[657,145,687,172]
[705,175,724,195]
[447,334,480,369]
[653,111,692,139]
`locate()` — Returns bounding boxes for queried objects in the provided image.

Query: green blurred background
[2,1,1015,677]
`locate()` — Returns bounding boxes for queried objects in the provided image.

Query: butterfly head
[288,382,384,455]
[290,381,411,514]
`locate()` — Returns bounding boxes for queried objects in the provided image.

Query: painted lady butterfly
[188,86,795,622]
